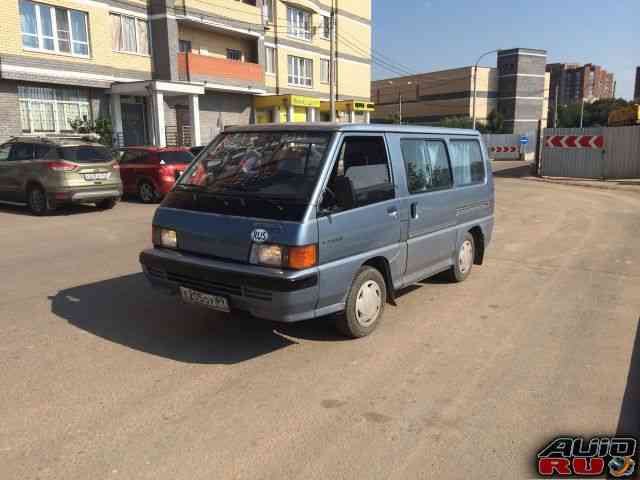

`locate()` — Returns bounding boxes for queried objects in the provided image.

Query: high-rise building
[0,0,373,145]
[370,48,549,134]
[547,63,615,120]
[634,67,640,101]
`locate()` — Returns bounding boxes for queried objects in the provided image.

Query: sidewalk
[492,161,640,194]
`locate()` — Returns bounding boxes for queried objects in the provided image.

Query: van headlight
[153,226,178,249]
[250,244,317,270]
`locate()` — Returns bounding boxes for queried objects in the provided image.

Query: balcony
[178,53,265,92]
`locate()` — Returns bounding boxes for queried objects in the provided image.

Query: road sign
[544,135,604,149]
[519,135,529,145]
[490,145,518,153]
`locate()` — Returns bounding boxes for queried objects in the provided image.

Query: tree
[439,116,474,130]
[556,98,630,128]
[485,109,505,133]
[70,117,113,146]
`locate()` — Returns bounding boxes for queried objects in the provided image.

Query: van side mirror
[333,176,356,210]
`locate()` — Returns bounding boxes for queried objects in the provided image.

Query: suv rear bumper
[48,185,123,203]
[139,248,321,323]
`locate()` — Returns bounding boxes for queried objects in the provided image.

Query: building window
[20,0,89,56]
[320,58,330,83]
[18,85,91,134]
[263,0,274,23]
[288,55,313,87]
[265,46,275,74]
[179,39,192,53]
[321,15,330,40]
[287,6,312,41]
[111,13,149,55]
[226,48,242,61]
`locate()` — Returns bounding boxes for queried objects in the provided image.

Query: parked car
[114,147,194,203]
[140,124,495,338]
[0,135,122,215]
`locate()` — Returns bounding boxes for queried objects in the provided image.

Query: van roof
[224,123,481,136]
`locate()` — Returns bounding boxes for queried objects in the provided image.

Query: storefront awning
[255,94,321,109]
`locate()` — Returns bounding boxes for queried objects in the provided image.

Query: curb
[516,175,640,194]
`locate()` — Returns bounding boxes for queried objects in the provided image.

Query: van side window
[323,135,394,212]
[401,139,452,193]
[448,139,485,186]
[0,144,10,161]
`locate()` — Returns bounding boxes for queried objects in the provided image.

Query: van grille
[165,271,242,297]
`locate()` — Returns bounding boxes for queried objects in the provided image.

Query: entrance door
[401,137,457,284]
[122,101,146,146]
[175,106,192,146]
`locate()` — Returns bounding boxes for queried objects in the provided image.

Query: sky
[372,0,638,99]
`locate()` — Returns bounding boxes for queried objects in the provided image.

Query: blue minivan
[140,124,494,337]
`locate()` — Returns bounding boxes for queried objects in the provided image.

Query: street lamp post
[389,80,412,125]
[472,49,501,130]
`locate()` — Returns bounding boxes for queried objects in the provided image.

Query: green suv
[0,135,122,215]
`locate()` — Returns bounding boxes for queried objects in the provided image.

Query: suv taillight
[47,161,77,172]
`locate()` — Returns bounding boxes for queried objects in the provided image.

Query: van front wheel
[336,266,387,338]
[448,232,475,282]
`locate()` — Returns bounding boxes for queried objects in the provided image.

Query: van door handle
[410,202,419,219]
[387,206,398,218]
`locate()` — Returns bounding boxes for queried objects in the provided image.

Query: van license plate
[84,173,110,181]
[180,287,230,312]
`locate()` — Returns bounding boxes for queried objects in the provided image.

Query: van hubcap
[355,280,382,327]
[458,239,474,274]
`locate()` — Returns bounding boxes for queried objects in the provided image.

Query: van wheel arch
[362,256,396,305]
[468,226,485,265]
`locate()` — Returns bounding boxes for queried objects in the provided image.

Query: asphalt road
[1,165,639,479]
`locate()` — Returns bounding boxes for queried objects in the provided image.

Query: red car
[114,147,194,203]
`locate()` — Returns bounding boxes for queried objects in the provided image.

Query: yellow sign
[289,95,321,108]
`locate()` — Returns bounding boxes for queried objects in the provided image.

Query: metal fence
[541,126,640,179]
[483,132,537,160]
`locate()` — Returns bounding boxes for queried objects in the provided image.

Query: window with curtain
[19,0,89,57]
[111,13,149,55]
[448,140,485,186]
[401,139,452,193]
[288,55,312,87]
[18,85,91,134]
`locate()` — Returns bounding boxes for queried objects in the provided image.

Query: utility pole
[472,49,500,130]
[399,94,403,124]
[579,98,585,128]
[554,85,559,128]
[329,0,336,122]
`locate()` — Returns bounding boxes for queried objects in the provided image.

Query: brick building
[547,63,615,119]
[0,0,373,146]
[370,48,550,134]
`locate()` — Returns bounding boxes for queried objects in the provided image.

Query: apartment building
[0,0,373,147]
[634,66,640,101]
[371,48,550,134]
[547,63,615,115]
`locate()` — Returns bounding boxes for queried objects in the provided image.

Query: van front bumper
[139,248,320,323]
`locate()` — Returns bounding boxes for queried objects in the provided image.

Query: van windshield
[176,131,332,202]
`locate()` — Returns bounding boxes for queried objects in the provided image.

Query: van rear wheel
[448,232,475,282]
[336,266,387,338]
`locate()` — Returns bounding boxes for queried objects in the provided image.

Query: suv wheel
[336,266,387,338]
[27,186,54,216]
[448,232,475,282]
[138,181,158,203]
[96,198,117,210]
